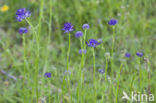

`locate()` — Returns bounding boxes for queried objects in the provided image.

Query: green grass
[0,0,156,103]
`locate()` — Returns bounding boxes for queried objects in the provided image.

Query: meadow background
[0,0,156,103]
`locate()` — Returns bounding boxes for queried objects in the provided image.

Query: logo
[122,91,154,102]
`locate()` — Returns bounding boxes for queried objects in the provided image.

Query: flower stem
[115,63,123,103]
[67,33,71,70]
[80,37,84,69]
[34,34,40,102]
[92,48,96,102]
[43,0,52,75]
[22,34,26,103]
[105,57,108,81]
[26,19,36,102]
[66,32,72,102]
[35,0,44,101]
[77,37,84,102]
[111,26,115,78]
[83,30,87,50]
[41,0,53,99]
[138,57,142,91]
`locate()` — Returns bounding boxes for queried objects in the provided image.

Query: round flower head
[75,31,83,38]
[82,24,89,29]
[24,10,31,17]
[98,69,105,74]
[108,19,118,25]
[16,15,25,22]
[16,8,31,22]
[86,39,101,48]
[62,22,74,33]
[125,52,131,58]
[136,52,143,57]
[98,38,103,43]
[64,70,71,75]
[18,27,28,34]
[79,49,87,54]
[16,8,26,15]
[44,72,51,78]
[105,52,110,58]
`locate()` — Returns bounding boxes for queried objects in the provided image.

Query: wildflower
[24,10,31,17]
[79,49,87,54]
[62,22,74,33]
[0,5,9,12]
[64,70,71,75]
[75,31,83,38]
[86,39,100,48]
[44,72,51,78]
[105,52,110,58]
[125,52,131,58]
[108,19,118,25]
[98,69,105,74]
[16,8,26,15]
[97,38,103,43]
[136,52,143,57]
[16,8,31,22]
[18,27,28,34]
[82,24,89,29]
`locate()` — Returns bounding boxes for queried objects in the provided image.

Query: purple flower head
[136,52,143,57]
[16,8,26,15]
[62,22,74,33]
[75,31,83,38]
[125,52,131,58]
[16,16,24,22]
[82,24,89,29]
[18,27,28,34]
[24,10,31,17]
[44,72,51,78]
[16,8,31,22]
[79,49,87,54]
[108,19,118,25]
[98,69,105,74]
[86,39,101,48]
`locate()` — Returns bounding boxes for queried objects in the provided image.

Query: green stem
[43,0,52,75]
[80,37,84,69]
[77,29,87,102]
[83,30,87,65]
[138,57,142,91]
[35,35,39,102]
[41,0,53,100]
[83,30,87,49]
[115,63,123,103]
[66,32,72,102]
[77,37,84,102]
[34,0,44,101]
[48,79,51,103]
[105,58,108,81]
[62,76,66,103]
[26,19,35,102]
[111,26,115,78]
[25,19,34,29]
[22,34,26,103]
[67,75,72,102]
[92,48,96,102]
[67,33,71,70]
